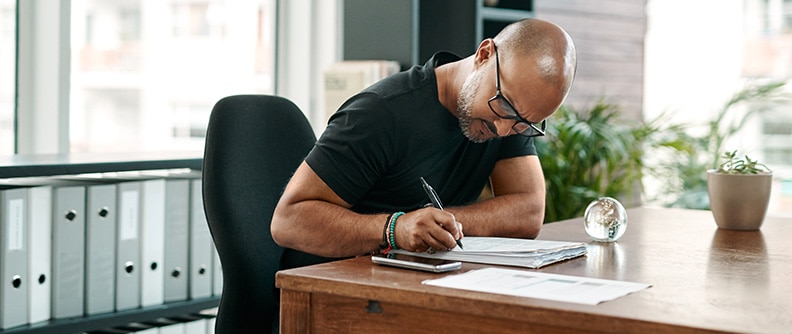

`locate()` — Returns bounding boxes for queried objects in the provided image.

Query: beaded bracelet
[378,213,395,254]
[388,212,405,251]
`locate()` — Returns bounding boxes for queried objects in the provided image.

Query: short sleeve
[305,93,399,205]
[496,134,537,160]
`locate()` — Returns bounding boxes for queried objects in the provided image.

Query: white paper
[392,237,587,268]
[423,267,650,305]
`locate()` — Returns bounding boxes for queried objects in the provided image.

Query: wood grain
[277,207,792,333]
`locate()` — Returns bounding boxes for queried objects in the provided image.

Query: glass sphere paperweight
[583,197,628,242]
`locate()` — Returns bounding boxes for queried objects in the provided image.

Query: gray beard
[457,71,487,143]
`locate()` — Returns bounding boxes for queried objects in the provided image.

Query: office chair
[202,95,332,334]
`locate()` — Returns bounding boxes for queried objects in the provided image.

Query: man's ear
[473,38,496,68]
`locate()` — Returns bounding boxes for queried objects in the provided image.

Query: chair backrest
[202,95,330,333]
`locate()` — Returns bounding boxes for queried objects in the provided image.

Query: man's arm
[271,162,463,258]
[446,155,545,238]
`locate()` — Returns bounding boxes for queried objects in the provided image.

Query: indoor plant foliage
[645,80,788,209]
[707,150,773,230]
[536,102,650,222]
[716,150,771,174]
[534,80,787,222]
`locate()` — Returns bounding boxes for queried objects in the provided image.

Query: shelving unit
[342,0,533,69]
[2,298,217,334]
[0,151,203,179]
[477,0,534,41]
[0,151,218,334]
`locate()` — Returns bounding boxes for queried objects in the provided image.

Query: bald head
[493,18,577,113]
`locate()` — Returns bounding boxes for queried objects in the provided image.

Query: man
[271,18,576,258]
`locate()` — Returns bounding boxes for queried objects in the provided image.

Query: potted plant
[646,80,788,210]
[707,150,773,230]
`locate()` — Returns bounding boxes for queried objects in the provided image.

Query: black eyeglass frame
[487,42,547,137]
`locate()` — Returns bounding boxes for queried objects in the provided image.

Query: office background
[2,0,790,214]
[1,0,791,333]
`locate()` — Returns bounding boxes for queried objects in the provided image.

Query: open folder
[390,237,587,269]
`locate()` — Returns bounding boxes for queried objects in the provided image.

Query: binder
[51,185,86,319]
[199,308,217,334]
[0,187,29,329]
[207,316,216,334]
[84,183,117,315]
[158,322,185,334]
[61,171,167,308]
[140,178,166,307]
[115,181,142,311]
[163,178,190,302]
[146,317,185,334]
[27,186,52,324]
[183,317,208,334]
[189,178,213,299]
[116,321,158,333]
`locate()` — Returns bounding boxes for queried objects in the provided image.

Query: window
[71,0,276,153]
[748,0,792,34]
[0,0,14,155]
[762,112,792,165]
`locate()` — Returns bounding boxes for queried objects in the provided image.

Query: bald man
[272,18,577,258]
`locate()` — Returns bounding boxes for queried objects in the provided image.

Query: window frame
[13,0,339,155]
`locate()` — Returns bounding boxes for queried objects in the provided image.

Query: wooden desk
[276,208,792,333]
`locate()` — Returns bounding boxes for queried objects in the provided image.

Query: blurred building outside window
[0,0,15,155]
[71,0,276,153]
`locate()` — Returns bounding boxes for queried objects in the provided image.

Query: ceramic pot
[707,170,772,230]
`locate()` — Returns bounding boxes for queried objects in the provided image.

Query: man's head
[457,18,577,143]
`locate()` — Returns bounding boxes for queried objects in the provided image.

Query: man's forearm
[447,192,544,238]
[271,200,386,258]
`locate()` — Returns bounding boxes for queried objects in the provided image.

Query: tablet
[372,253,462,273]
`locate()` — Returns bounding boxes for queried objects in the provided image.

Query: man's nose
[493,118,514,136]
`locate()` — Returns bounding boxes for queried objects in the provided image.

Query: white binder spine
[189,179,212,299]
[141,179,166,307]
[1,188,29,329]
[51,186,86,319]
[27,186,51,324]
[163,179,190,303]
[115,182,142,311]
[84,184,117,315]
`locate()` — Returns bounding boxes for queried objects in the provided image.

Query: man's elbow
[270,206,292,248]
[521,203,544,239]
[522,221,542,239]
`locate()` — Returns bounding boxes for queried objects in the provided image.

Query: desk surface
[276,207,792,333]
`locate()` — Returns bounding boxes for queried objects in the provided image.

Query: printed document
[423,267,650,305]
[391,237,587,268]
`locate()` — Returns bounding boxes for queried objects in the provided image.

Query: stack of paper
[391,237,587,269]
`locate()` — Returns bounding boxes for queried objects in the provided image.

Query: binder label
[7,198,24,251]
[120,190,139,241]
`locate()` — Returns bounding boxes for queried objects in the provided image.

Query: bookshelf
[0,151,203,179]
[342,0,532,69]
[0,152,219,334]
[1,298,218,334]
[477,0,534,41]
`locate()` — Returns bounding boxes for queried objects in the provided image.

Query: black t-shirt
[306,52,537,214]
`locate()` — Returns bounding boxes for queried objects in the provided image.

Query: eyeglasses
[487,43,547,137]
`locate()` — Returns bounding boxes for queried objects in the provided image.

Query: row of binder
[88,310,217,334]
[0,169,222,330]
